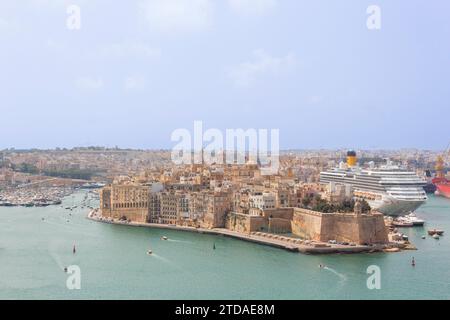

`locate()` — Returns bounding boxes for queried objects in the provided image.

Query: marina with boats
[0,187,72,207]
[0,183,102,208]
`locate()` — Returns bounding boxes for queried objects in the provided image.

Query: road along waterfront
[87,210,388,254]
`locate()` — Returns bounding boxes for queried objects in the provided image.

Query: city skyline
[1,0,449,150]
[0,146,446,152]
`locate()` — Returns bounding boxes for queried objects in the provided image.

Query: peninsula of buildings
[91,152,427,254]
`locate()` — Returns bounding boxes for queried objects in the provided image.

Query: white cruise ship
[320,151,427,216]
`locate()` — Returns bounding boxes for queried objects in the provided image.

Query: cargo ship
[433,177,450,198]
[433,154,450,198]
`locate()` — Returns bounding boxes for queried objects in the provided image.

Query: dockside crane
[435,142,450,180]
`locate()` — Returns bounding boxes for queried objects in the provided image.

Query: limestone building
[202,191,231,228]
[100,184,150,223]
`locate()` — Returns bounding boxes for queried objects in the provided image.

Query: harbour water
[1,192,449,300]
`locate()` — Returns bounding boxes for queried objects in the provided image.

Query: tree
[360,199,371,213]
[17,163,39,174]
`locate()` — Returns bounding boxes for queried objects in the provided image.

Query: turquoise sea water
[0,191,449,300]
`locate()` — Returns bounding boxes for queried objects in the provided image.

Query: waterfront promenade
[87,210,390,254]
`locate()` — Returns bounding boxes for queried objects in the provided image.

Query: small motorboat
[147,249,153,255]
[405,212,425,226]
[421,235,426,239]
[433,234,440,240]
[392,220,414,228]
[318,264,325,269]
[428,229,444,236]
[73,245,76,254]
[161,236,168,241]
[393,214,425,227]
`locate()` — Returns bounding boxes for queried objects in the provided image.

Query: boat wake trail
[167,239,192,244]
[48,248,65,271]
[150,253,171,264]
[323,267,347,283]
[150,253,183,271]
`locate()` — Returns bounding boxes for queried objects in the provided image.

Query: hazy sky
[1,0,449,150]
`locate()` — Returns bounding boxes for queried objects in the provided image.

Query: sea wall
[291,208,388,245]
[226,208,294,234]
[89,210,391,254]
[225,212,267,234]
[264,208,293,233]
[291,209,323,240]
[101,204,389,245]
